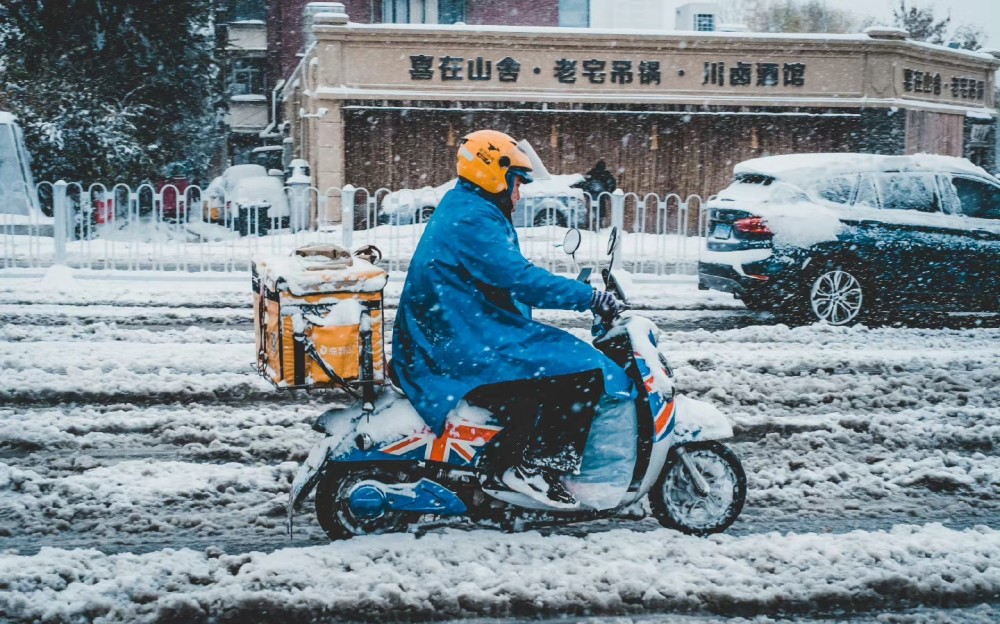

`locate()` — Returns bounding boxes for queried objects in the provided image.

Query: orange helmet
[456,130,533,194]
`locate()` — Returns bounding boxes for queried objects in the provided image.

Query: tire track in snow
[3,300,1000,591]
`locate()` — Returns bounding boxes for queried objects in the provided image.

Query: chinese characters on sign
[702,61,805,87]
[903,68,985,100]
[409,55,661,85]
[409,54,521,82]
[410,54,812,89]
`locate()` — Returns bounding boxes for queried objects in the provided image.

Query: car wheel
[805,265,874,325]
[417,206,435,223]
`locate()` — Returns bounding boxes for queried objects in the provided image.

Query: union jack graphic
[381,421,501,466]
[638,357,676,443]
[651,392,676,442]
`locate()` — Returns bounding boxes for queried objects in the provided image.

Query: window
[225,0,266,21]
[876,173,939,212]
[815,175,856,205]
[439,0,466,23]
[734,173,774,185]
[952,177,1000,220]
[695,13,715,31]
[229,58,266,95]
[382,0,440,24]
[559,0,589,27]
[382,0,407,23]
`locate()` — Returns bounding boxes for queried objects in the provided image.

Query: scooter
[287,228,746,539]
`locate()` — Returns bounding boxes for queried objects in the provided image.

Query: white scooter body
[288,310,735,520]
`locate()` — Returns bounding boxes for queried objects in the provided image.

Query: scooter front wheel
[649,441,746,536]
[314,466,415,540]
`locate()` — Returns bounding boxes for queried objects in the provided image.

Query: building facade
[268,0,574,111]
[284,6,997,219]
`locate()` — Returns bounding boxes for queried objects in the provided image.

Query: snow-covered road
[1,271,998,623]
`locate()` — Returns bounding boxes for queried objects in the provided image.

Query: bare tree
[951,24,985,51]
[892,0,950,45]
[742,0,859,34]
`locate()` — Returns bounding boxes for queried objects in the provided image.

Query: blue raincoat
[392,179,633,435]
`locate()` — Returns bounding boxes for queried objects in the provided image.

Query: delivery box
[252,244,387,394]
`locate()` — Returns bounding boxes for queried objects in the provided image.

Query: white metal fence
[1,180,708,275]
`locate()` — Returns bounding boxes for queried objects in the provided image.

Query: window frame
[853,173,880,209]
[694,13,715,31]
[873,171,942,213]
[228,58,267,96]
[811,174,859,207]
[382,0,441,24]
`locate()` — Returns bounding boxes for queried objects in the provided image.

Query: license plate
[712,223,732,239]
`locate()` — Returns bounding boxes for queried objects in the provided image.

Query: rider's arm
[455,204,592,311]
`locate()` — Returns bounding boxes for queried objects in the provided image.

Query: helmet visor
[508,166,533,185]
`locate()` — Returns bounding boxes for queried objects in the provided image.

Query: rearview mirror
[562,228,582,255]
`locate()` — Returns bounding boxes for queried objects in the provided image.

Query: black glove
[590,290,620,318]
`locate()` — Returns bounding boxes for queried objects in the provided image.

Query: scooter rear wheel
[314,466,415,540]
[649,441,746,536]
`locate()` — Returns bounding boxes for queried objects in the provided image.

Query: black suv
[698,154,1000,324]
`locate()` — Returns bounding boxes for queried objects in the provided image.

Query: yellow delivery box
[252,244,387,392]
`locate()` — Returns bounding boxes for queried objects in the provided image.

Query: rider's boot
[502,463,579,510]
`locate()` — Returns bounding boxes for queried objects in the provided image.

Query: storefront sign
[408,55,811,89]
[409,54,665,84]
[701,61,805,87]
[903,68,985,100]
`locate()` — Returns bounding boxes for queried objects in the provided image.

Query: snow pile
[255,253,388,295]
[1,524,998,622]
[735,152,996,184]
[756,201,844,248]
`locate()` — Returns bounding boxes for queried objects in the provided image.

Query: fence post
[52,180,69,265]
[611,188,625,232]
[342,184,355,249]
[288,183,309,233]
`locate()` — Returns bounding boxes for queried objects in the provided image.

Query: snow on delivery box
[252,244,387,398]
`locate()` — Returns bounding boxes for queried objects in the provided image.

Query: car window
[854,174,879,208]
[876,173,939,212]
[937,174,960,214]
[814,175,856,205]
[951,176,1000,220]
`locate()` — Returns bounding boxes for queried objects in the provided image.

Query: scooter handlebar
[591,293,629,336]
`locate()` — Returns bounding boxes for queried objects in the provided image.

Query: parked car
[698,153,1000,325]
[378,141,590,228]
[204,164,290,235]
